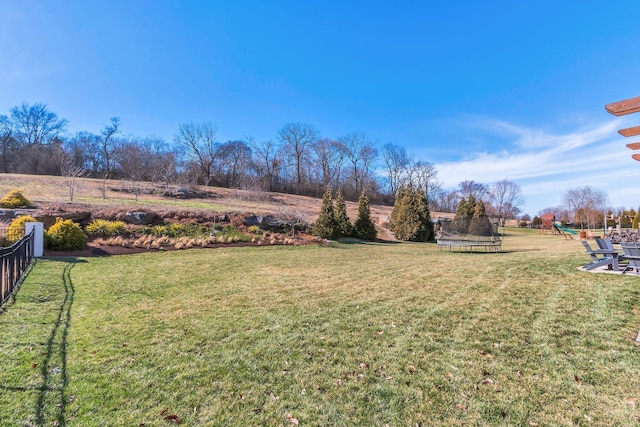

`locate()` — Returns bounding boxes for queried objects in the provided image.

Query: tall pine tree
[334,190,353,237]
[353,191,377,240]
[312,188,339,239]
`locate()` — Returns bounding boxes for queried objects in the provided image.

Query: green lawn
[2,229,640,426]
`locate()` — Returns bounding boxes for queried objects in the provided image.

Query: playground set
[539,213,581,239]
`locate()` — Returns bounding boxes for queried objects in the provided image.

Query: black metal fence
[1,228,35,306]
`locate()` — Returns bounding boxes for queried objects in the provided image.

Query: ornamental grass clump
[86,219,127,236]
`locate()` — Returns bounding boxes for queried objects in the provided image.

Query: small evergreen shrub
[5,215,37,245]
[0,190,31,208]
[46,218,87,251]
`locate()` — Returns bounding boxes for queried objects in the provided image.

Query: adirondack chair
[581,240,620,271]
[596,237,616,251]
[620,243,640,274]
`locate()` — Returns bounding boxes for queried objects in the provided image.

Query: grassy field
[2,228,640,426]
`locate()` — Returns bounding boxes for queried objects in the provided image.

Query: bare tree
[337,131,378,198]
[278,208,310,237]
[68,131,101,175]
[277,122,319,193]
[9,103,67,174]
[0,115,15,173]
[97,117,121,198]
[144,137,179,186]
[10,102,67,146]
[433,188,460,213]
[249,137,281,192]
[61,153,87,202]
[313,137,345,191]
[116,137,153,200]
[175,121,219,185]
[406,160,438,199]
[217,140,252,188]
[382,143,410,196]
[458,180,489,201]
[563,186,609,229]
[489,179,524,224]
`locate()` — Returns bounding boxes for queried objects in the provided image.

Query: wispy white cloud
[434,116,640,214]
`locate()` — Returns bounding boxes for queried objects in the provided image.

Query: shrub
[46,218,87,251]
[86,219,111,235]
[247,225,262,234]
[107,220,127,235]
[0,190,31,209]
[5,215,37,245]
[86,219,127,236]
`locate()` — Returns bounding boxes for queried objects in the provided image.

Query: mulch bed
[43,236,322,258]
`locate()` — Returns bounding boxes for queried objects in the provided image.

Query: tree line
[1,102,528,218]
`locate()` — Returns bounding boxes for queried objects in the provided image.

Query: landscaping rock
[242,215,290,233]
[163,188,214,199]
[123,211,157,225]
[61,211,92,224]
[243,215,263,227]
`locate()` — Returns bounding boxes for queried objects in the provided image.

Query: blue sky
[1,1,640,215]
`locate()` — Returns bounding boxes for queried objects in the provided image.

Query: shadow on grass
[31,257,84,426]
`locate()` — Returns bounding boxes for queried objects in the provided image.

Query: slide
[553,222,578,235]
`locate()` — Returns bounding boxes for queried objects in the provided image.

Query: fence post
[25,222,44,257]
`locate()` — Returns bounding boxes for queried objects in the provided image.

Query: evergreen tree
[334,190,353,237]
[353,191,377,240]
[413,187,434,241]
[389,186,433,241]
[389,186,407,231]
[469,200,493,236]
[312,188,339,239]
[452,196,472,234]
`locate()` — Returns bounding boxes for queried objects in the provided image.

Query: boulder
[163,188,212,199]
[243,215,263,227]
[34,211,92,228]
[242,215,290,233]
[123,211,157,225]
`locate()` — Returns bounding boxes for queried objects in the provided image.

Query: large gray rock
[123,211,157,225]
[243,215,289,233]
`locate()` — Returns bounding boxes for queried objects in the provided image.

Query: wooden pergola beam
[626,142,640,150]
[619,126,640,137]
[605,96,640,116]
[632,154,640,161]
